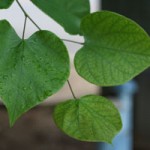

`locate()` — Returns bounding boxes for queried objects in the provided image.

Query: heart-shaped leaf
[74,11,150,86]
[30,0,90,35]
[0,20,70,126]
[53,95,122,143]
[0,0,14,9]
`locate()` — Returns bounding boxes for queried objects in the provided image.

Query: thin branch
[16,0,84,45]
[22,15,27,40]
[67,80,77,100]
[62,39,84,45]
[17,0,79,100]
[16,0,41,30]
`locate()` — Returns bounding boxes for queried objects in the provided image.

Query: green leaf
[0,20,70,126]
[0,0,14,9]
[53,95,122,143]
[30,0,90,35]
[74,11,150,86]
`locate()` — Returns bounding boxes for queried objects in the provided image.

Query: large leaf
[30,0,90,35]
[0,20,70,126]
[0,0,14,9]
[53,95,122,143]
[74,11,150,86]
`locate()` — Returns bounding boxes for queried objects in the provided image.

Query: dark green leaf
[0,0,14,9]
[30,0,90,35]
[53,95,122,143]
[0,20,70,126]
[74,11,150,86]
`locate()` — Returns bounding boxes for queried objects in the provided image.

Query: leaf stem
[67,80,77,100]
[22,15,27,40]
[17,0,79,100]
[62,39,84,45]
[16,1,84,45]
[16,0,41,30]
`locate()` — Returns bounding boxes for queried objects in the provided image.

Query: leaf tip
[8,114,17,127]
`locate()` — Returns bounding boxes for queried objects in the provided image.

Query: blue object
[98,80,138,150]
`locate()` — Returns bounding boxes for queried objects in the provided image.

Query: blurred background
[0,0,150,150]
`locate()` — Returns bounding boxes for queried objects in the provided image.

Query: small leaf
[0,20,70,126]
[53,95,122,143]
[74,11,150,86]
[0,0,14,9]
[30,0,90,35]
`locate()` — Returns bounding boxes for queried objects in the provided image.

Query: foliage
[31,0,90,34]
[0,0,149,143]
[75,11,150,86]
[0,0,14,9]
[53,95,122,143]
[0,20,69,126]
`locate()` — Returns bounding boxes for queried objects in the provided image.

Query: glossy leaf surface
[75,11,150,86]
[0,20,70,126]
[30,0,90,34]
[53,95,122,143]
